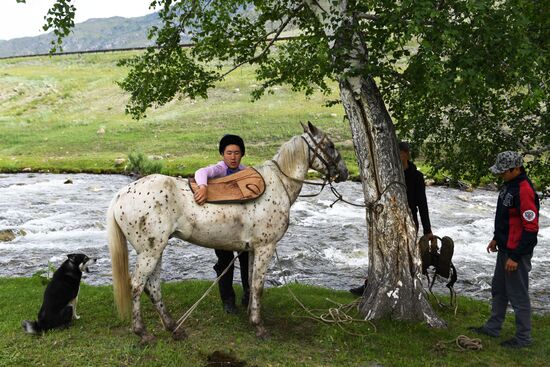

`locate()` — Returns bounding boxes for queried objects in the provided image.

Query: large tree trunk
[339,76,445,327]
[304,0,445,327]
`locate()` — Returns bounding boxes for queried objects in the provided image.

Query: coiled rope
[433,335,483,352]
[275,250,376,336]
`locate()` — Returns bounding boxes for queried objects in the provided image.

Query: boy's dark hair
[219,134,245,156]
[398,141,410,152]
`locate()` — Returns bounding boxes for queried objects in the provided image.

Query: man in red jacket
[470,151,540,348]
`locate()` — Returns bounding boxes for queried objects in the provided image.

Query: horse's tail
[107,199,132,320]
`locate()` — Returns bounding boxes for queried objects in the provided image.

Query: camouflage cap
[489,151,523,174]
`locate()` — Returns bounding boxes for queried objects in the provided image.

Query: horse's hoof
[172,328,187,341]
[139,333,156,345]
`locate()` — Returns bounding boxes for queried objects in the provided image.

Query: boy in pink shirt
[194,135,249,314]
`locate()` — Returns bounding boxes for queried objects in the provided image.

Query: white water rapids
[0,173,548,312]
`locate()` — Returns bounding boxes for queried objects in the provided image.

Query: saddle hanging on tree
[188,167,266,204]
[418,235,458,307]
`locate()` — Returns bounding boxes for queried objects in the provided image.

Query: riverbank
[1,277,549,367]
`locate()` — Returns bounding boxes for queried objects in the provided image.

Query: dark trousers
[213,250,249,303]
[484,251,532,344]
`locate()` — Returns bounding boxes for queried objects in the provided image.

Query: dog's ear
[67,254,80,263]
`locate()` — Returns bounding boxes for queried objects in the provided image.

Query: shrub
[125,151,163,177]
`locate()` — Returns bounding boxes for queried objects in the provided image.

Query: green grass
[0,52,357,178]
[1,277,548,367]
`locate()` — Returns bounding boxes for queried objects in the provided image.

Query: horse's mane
[272,135,308,174]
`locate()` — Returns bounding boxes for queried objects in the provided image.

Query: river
[0,173,548,312]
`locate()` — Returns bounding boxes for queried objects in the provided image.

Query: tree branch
[356,13,379,21]
[308,0,329,14]
[219,5,304,79]
[523,145,550,156]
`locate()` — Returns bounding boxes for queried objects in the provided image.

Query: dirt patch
[205,351,254,367]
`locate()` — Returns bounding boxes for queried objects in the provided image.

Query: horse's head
[301,122,349,182]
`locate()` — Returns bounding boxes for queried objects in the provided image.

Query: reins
[173,252,241,333]
[327,180,407,210]
[268,132,337,199]
[271,131,407,209]
[269,159,329,198]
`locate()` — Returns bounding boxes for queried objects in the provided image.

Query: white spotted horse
[106,122,349,343]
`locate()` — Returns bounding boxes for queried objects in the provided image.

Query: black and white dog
[22,253,95,334]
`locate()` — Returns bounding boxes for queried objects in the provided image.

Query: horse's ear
[300,121,308,133]
[308,121,319,135]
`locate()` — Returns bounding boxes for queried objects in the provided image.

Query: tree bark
[304,0,446,327]
[339,76,446,327]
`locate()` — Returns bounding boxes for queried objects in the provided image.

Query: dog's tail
[107,198,132,320]
[22,320,40,334]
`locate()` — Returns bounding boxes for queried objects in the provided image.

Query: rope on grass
[455,335,483,350]
[433,335,483,352]
[173,253,240,333]
[275,250,376,337]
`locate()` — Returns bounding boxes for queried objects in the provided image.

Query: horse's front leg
[249,243,276,339]
[246,251,255,314]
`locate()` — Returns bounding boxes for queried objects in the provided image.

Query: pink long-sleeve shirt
[194,161,246,186]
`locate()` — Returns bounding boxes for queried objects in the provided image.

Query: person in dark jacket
[194,134,250,314]
[470,151,539,348]
[399,141,434,238]
[350,141,435,295]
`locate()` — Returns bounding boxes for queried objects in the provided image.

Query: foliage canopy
[30,0,550,191]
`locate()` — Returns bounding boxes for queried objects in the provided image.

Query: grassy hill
[0,13,164,58]
[0,51,356,177]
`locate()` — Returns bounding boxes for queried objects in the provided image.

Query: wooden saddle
[419,235,457,307]
[189,167,266,204]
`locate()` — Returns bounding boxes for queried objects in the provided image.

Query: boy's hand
[194,185,208,205]
[505,258,518,272]
[486,240,497,253]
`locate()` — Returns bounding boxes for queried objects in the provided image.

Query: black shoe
[222,301,238,314]
[500,338,531,349]
[468,326,498,337]
[349,284,365,296]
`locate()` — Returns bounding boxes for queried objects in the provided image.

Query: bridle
[271,131,406,210]
[301,130,341,180]
[270,131,343,198]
